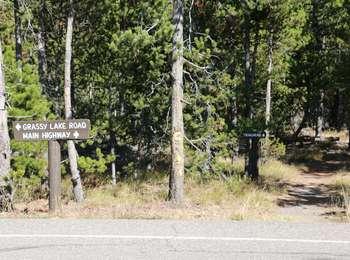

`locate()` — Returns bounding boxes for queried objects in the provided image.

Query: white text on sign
[19,122,87,131]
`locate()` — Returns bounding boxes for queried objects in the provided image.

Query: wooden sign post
[240,131,266,180]
[13,119,90,213]
[48,140,61,212]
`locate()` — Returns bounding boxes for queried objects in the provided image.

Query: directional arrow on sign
[73,131,79,139]
[16,124,21,131]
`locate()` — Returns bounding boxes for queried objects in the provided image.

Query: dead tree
[169,0,184,204]
[64,0,84,202]
[38,0,48,95]
[0,41,12,211]
[265,29,273,137]
[13,0,22,70]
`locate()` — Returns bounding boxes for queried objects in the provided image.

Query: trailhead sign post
[240,131,266,180]
[13,119,90,212]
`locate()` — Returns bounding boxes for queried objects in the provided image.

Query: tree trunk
[111,145,116,185]
[243,19,252,119]
[315,35,326,139]
[293,113,306,139]
[311,0,324,140]
[110,124,117,186]
[38,0,48,95]
[108,83,117,185]
[316,35,327,138]
[230,96,237,128]
[0,41,12,211]
[251,25,260,88]
[169,0,184,204]
[348,126,350,150]
[346,93,350,149]
[266,32,273,137]
[13,0,22,71]
[202,136,212,174]
[245,138,259,181]
[64,0,84,202]
[315,90,324,139]
[336,89,344,131]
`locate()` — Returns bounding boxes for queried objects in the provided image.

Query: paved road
[0,219,349,259]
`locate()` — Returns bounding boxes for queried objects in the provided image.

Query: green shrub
[225,176,253,196]
[78,148,116,184]
[260,138,286,160]
[3,45,51,202]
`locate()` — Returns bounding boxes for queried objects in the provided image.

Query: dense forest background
[0,0,349,204]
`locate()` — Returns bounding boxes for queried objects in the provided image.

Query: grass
[285,145,324,163]
[330,174,350,221]
[341,187,350,221]
[300,128,349,143]
[260,160,297,183]
[1,159,300,220]
[58,173,279,220]
[6,134,350,222]
[323,129,349,143]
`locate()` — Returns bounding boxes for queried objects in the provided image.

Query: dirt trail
[277,148,349,222]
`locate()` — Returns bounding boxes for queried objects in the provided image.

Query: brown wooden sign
[242,131,266,139]
[13,119,90,141]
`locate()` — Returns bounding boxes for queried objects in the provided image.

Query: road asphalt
[0,219,348,259]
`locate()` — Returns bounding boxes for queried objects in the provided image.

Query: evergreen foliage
[0,0,349,198]
[1,0,50,197]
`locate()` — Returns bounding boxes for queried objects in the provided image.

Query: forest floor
[1,134,349,222]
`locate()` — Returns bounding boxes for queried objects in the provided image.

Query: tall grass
[333,176,350,221]
[341,186,350,221]
[76,161,297,220]
[8,157,300,220]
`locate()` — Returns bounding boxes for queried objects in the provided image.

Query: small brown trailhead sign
[240,131,266,181]
[13,119,90,141]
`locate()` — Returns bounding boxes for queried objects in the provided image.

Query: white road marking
[0,234,349,244]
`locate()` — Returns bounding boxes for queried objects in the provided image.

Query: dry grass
[323,129,349,143]
[286,145,324,163]
[1,161,300,220]
[330,173,350,221]
[299,128,349,143]
[0,158,302,221]
[260,160,297,183]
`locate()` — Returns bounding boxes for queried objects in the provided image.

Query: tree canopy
[0,0,349,202]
